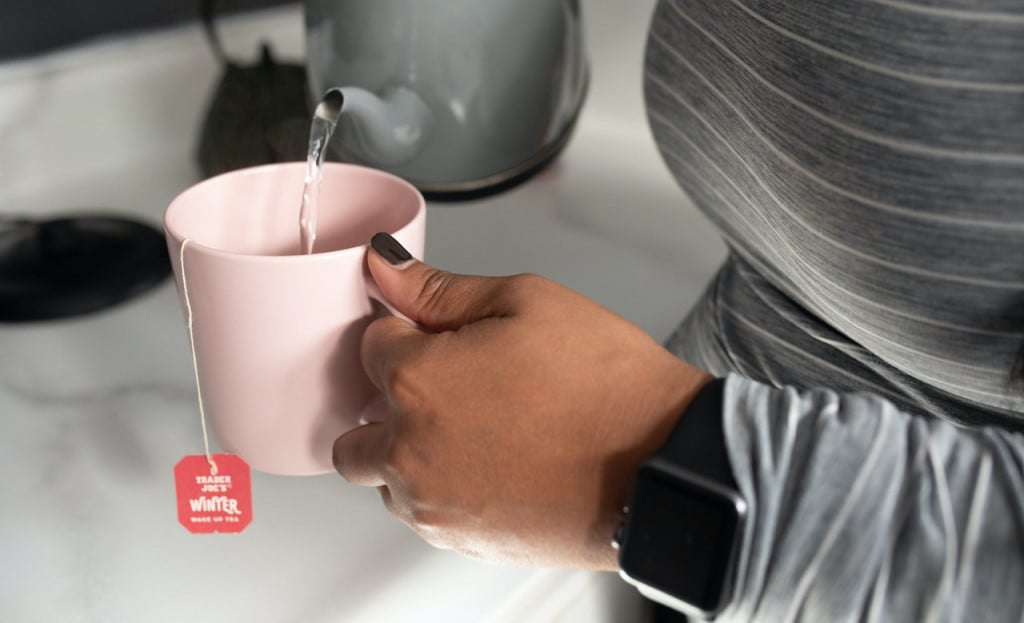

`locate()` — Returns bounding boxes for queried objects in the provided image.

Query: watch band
[655,377,735,489]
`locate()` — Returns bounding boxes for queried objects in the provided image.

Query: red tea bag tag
[174,454,253,534]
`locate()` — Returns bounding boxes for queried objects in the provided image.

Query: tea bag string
[179,238,219,476]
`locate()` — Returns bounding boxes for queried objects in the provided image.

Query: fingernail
[371,232,413,265]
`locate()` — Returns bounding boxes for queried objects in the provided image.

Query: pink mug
[163,162,425,475]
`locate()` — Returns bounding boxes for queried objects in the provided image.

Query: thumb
[368,232,508,330]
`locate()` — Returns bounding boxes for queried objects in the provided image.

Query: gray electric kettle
[304,0,588,196]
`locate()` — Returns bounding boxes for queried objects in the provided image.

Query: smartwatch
[613,378,746,620]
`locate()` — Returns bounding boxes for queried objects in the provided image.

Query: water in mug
[298,102,339,255]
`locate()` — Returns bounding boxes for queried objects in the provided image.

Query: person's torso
[645,0,1024,416]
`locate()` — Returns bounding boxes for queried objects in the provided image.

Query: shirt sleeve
[719,374,1024,623]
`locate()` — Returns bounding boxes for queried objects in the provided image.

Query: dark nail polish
[371,232,413,265]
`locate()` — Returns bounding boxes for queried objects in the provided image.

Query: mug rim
[163,161,425,262]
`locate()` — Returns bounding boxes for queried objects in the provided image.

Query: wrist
[623,359,716,498]
[641,360,717,465]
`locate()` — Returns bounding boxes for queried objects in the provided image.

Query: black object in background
[0,216,170,322]
[195,0,310,178]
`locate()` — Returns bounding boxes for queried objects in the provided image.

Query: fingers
[360,315,428,394]
[368,233,509,330]
[332,422,389,487]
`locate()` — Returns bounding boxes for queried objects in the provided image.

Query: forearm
[721,376,1024,622]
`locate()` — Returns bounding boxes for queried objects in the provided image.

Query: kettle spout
[329,86,431,167]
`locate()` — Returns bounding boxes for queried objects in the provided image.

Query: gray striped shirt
[644,0,1024,619]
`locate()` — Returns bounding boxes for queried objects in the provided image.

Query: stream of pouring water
[299,91,342,255]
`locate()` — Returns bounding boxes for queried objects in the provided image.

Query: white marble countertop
[0,3,725,622]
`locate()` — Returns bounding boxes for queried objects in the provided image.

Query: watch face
[618,463,745,618]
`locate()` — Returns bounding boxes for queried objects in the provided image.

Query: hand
[333,234,711,569]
